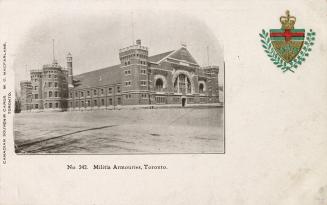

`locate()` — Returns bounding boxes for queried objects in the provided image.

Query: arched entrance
[181,96,186,107]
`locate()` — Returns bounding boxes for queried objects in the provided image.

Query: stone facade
[20,40,220,112]
[20,60,69,112]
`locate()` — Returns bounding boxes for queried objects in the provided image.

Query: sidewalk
[68,102,224,111]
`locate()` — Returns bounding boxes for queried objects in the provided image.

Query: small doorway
[181,97,186,107]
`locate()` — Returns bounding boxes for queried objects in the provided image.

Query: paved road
[14,107,224,154]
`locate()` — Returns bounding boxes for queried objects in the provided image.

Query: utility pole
[131,12,135,45]
[52,39,55,63]
[207,45,210,66]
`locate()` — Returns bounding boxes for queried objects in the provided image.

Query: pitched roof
[73,64,121,89]
[168,47,198,65]
[148,50,174,63]
[72,47,198,89]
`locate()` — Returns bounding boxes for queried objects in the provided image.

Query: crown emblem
[259,10,316,72]
[280,10,296,29]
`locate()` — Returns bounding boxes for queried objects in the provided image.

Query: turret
[118,39,149,105]
[66,52,73,88]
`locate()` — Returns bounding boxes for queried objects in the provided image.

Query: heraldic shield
[269,11,305,63]
[260,10,315,72]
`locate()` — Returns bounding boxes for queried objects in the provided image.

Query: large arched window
[155,78,163,91]
[174,74,191,94]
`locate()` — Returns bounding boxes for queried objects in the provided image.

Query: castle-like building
[20,40,220,111]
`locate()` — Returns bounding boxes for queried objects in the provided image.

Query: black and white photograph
[13,10,225,154]
[1,1,327,205]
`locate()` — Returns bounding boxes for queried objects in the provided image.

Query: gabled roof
[166,47,198,65]
[72,47,199,89]
[148,50,174,63]
[73,64,121,89]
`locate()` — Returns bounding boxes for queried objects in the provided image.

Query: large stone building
[20,40,220,112]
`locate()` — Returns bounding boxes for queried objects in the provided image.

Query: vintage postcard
[0,0,326,204]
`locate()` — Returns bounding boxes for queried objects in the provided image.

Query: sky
[13,9,224,89]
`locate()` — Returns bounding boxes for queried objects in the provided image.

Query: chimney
[136,39,141,45]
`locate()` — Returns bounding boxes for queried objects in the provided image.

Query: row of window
[41,91,61,98]
[44,82,63,88]
[124,80,157,87]
[70,98,121,107]
[44,102,59,108]
[70,87,121,98]
[155,96,166,104]
[32,74,58,79]
[124,69,147,75]
[141,93,148,99]
[33,93,59,99]
[33,82,67,89]
[125,94,147,99]
[45,70,59,73]
[120,53,147,60]
[33,91,68,98]
[123,60,147,66]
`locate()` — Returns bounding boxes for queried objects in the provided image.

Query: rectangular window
[54,75,57,78]
[75,92,78,97]
[124,69,131,75]
[94,89,97,95]
[117,97,121,105]
[109,98,113,105]
[55,103,58,108]
[35,104,38,109]
[87,91,90,96]
[55,92,58,97]
[49,103,52,108]
[70,102,73,107]
[34,86,37,90]
[55,82,58,87]
[141,69,146,74]
[81,101,84,107]
[69,92,72,98]
[117,87,120,93]
[34,94,38,99]
[140,81,147,86]
[48,74,51,78]
[125,81,131,86]
[49,91,52,97]
[108,88,112,94]
[101,89,104,95]
[94,100,97,106]
[87,100,90,106]
[101,99,105,106]
[80,92,84,97]
[48,82,52,87]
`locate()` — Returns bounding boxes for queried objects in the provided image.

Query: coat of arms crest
[260,10,316,72]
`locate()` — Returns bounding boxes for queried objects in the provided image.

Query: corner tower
[119,39,149,105]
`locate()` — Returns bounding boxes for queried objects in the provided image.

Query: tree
[15,91,21,113]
